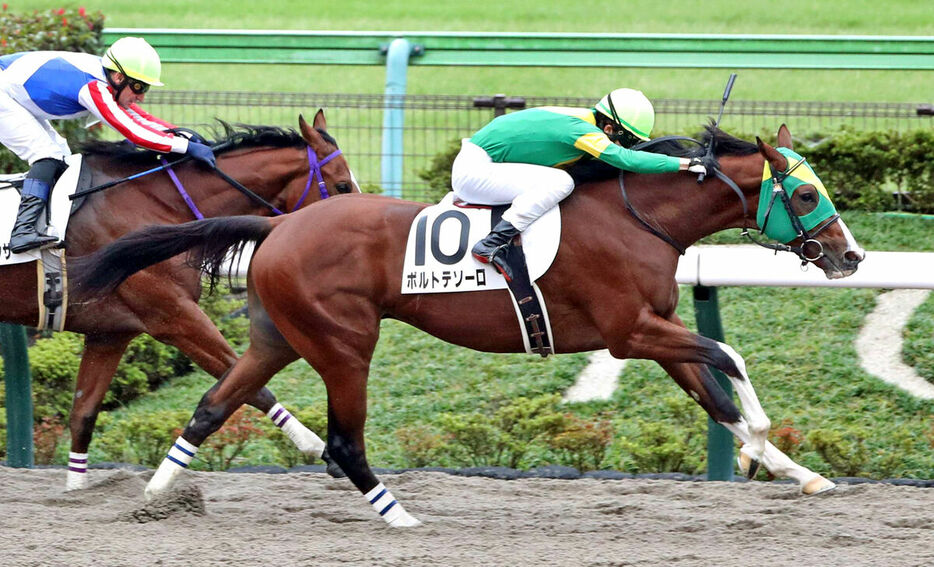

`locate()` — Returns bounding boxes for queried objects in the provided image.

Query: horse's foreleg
[321,367,421,528]
[723,420,835,495]
[145,342,296,500]
[66,333,135,490]
[659,361,832,493]
[622,311,771,470]
[142,298,326,460]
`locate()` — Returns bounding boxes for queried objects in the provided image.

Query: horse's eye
[802,193,815,202]
[336,182,351,194]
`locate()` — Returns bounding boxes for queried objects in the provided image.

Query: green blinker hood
[756,147,837,244]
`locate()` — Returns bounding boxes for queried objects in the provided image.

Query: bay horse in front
[75,124,864,526]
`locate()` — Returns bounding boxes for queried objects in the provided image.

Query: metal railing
[142,91,934,202]
[102,29,934,70]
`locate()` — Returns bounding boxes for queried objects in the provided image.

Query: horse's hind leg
[138,292,326,461]
[66,332,135,490]
[266,301,421,527]
[144,340,298,500]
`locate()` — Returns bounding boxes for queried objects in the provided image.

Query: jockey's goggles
[127,79,150,95]
[105,52,151,95]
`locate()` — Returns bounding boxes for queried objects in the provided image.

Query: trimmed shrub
[547,412,614,472]
[94,410,189,466]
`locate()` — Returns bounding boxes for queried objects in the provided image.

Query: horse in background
[2,110,354,489]
[75,124,864,526]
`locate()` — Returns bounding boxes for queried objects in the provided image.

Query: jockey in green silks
[451,87,708,281]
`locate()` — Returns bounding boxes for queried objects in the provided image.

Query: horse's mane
[80,121,337,166]
[567,124,759,185]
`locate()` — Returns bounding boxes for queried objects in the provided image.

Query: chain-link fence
[144,91,934,202]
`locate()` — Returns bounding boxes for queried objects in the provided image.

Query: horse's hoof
[737,453,762,479]
[801,475,836,496]
[321,450,346,479]
[388,511,422,528]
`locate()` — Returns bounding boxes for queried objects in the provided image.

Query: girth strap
[36,249,67,332]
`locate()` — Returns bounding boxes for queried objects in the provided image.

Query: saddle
[402,193,557,356]
[1,155,91,331]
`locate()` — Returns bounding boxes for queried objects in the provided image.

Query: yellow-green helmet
[102,37,164,86]
[594,88,655,141]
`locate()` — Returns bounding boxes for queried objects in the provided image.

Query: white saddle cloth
[1,153,82,265]
[401,192,561,294]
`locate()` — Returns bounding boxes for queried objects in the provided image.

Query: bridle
[745,155,840,264]
[72,141,343,218]
[618,136,840,265]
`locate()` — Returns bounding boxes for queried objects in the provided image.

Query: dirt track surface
[1,466,931,567]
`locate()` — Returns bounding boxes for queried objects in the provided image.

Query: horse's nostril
[844,250,864,264]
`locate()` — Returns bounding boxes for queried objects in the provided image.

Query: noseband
[290,146,343,211]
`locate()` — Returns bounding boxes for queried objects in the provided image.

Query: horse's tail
[72,215,276,297]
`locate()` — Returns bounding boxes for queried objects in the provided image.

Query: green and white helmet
[594,88,655,141]
[102,37,164,86]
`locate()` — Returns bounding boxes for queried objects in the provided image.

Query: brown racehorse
[2,110,354,489]
[75,125,865,526]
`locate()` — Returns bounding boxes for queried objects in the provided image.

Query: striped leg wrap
[68,452,88,474]
[165,437,198,468]
[267,403,326,457]
[366,483,398,517]
[266,403,292,428]
[365,482,416,526]
[65,452,90,491]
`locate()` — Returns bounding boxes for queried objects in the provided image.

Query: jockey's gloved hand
[684,157,708,175]
[186,141,216,168]
[170,128,207,145]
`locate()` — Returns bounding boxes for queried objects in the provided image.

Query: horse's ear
[776,124,793,150]
[757,136,788,172]
[313,108,327,130]
[299,113,324,146]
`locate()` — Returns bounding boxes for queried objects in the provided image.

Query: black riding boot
[471,219,520,281]
[8,195,58,254]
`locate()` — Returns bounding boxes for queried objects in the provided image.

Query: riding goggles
[127,79,150,94]
[756,147,837,244]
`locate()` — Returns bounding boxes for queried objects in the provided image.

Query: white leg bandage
[65,452,88,491]
[723,419,834,494]
[364,482,421,528]
[266,403,326,458]
[145,437,198,501]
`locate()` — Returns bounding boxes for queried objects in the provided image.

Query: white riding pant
[451,139,574,231]
[0,89,71,165]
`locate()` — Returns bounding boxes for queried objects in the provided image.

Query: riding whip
[697,73,737,184]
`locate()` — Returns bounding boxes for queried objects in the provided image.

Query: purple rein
[161,146,343,219]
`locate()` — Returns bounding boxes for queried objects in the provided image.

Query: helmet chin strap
[104,53,131,102]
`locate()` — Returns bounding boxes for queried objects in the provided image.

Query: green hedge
[419,129,934,213]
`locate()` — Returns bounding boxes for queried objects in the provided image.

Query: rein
[73,143,342,218]
[618,135,838,264]
[616,135,706,255]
